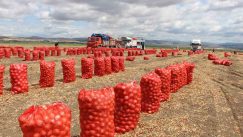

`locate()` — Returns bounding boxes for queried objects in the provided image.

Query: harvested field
[0,50,242,137]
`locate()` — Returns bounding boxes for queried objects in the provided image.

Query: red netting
[111,56,120,73]
[0,65,4,95]
[104,57,112,74]
[140,72,162,114]
[24,50,31,61]
[39,61,55,87]
[81,58,93,79]
[32,50,39,61]
[78,87,115,137]
[155,68,171,101]
[114,81,141,133]
[39,51,45,60]
[119,57,125,71]
[144,56,149,60]
[61,59,76,83]
[10,64,28,94]
[94,57,105,76]
[18,102,71,137]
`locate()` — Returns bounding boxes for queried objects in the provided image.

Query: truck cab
[87,37,102,48]
[87,33,110,48]
[191,39,202,51]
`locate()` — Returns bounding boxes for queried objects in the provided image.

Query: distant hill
[146,40,243,50]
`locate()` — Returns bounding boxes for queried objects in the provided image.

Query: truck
[119,37,145,50]
[191,39,202,51]
[87,33,117,48]
[86,33,145,49]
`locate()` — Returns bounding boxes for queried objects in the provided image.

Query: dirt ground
[0,49,242,137]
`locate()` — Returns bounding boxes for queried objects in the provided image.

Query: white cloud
[0,0,242,42]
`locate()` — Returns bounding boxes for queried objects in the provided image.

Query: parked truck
[87,33,117,48]
[191,39,202,51]
[119,37,145,50]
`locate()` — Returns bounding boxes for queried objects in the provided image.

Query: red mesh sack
[57,49,61,56]
[18,49,24,58]
[167,65,180,93]
[223,60,232,66]
[114,81,141,133]
[78,87,115,137]
[126,56,135,61]
[45,49,50,56]
[24,50,31,61]
[32,50,39,61]
[135,51,139,56]
[61,59,76,83]
[39,61,55,87]
[119,57,125,71]
[128,51,132,56]
[156,54,161,57]
[4,49,11,58]
[94,57,105,76]
[120,52,124,56]
[162,52,168,57]
[179,64,188,87]
[176,64,185,89]
[94,51,102,58]
[132,51,135,56]
[144,56,149,60]
[172,52,177,56]
[10,64,28,94]
[208,54,218,60]
[105,51,110,57]
[12,48,18,56]
[81,58,93,79]
[224,52,231,57]
[0,49,4,59]
[140,72,162,114]
[184,62,195,84]
[155,68,171,101]
[51,50,56,56]
[18,102,71,137]
[39,51,45,60]
[111,56,120,73]
[188,51,193,56]
[116,52,120,56]
[0,65,4,95]
[105,57,112,74]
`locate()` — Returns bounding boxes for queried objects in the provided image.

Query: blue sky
[0,0,243,43]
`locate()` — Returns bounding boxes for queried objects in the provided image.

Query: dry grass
[0,50,242,137]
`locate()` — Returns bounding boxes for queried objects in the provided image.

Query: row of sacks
[160,49,179,53]
[212,59,232,66]
[208,53,219,60]
[24,49,62,61]
[82,56,125,79]
[208,53,233,66]
[0,47,26,59]
[156,51,168,57]
[0,48,62,60]
[0,56,125,95]
[144,49,157,54]
[224,52,231,57]
[66,48,92,55]
[127,50,143,56]
[18,62,195,137]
